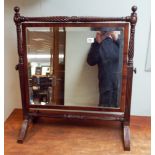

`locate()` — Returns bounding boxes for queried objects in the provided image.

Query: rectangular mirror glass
[26,26,125,108]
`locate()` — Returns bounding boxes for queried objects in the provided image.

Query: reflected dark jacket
[87,37,120,93]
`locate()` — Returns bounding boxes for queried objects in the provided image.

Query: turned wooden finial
[14,6,21,24]
[130,5,137,24]
[131,6,137,13]
[14,6,20,13]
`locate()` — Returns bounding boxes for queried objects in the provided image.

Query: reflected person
[87,31,120,107]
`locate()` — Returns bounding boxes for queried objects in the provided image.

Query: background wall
[65,28,99,106]
[65,28,124,107]
[4,0,151,120]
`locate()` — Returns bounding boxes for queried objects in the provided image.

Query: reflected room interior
[26,27,124,108]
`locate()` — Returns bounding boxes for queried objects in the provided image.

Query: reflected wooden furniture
[29,76,52,104]
[14,6,137,151]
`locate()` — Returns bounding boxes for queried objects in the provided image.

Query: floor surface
[4,109,151,155]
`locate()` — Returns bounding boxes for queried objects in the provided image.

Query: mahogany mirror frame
[14,6,137,151]
[22,22,128,112]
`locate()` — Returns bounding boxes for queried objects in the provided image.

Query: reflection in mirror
[27,27,66,106]
[87,30,123,107]
[26,27,124,108]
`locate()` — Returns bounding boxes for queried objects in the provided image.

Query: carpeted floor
[4,109,151,155]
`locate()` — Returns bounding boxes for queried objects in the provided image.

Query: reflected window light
[42,67,50,75]
[31,62,38,67]
[30,101,34,105]
[41,102,46,105]
[59,54,64,59]
[30,62,38,75]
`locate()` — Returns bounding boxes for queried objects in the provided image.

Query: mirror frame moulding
[22,22,129,113]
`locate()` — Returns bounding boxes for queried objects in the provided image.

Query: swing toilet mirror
[24,24,129,111]
[14,6,137,150]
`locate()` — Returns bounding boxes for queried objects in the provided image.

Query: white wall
[4,0,151,120]
[65,28,99,107]
[4,1,22,121]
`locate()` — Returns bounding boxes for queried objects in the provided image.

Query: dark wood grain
[124,6,137,125]
[123,124,130,151]
[14,6,131,23]
[14,6,28,117]
[17,118,31,143]
[122,6,137,151]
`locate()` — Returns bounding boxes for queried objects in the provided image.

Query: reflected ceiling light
[27,54,51,59]
[27,27,50,32]
[27,54,64,59]
[36,49,47,52]
[32,38,45,41]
